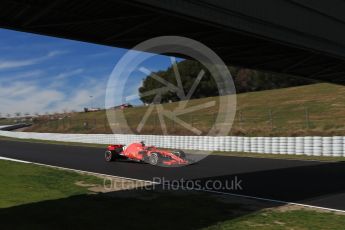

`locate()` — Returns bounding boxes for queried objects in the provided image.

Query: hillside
[26,83,345,136]
[139,59,313,104]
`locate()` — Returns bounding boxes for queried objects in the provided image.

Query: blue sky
[0,28,177,115]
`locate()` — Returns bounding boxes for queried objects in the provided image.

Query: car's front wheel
[105,150,114,162]
[172,150,186,159]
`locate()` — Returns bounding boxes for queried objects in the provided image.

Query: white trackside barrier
[279,137,287,154]
[295,137,304,155]
[243,137,250,152]
[229,136,236,152]
[343,136,345,157]
[237,136,244,152]
[271,137,279,154]
[214,137,220,151]
[287,137,295,155]
[332,136,342,157]
[224,137,231,152]
[264,137,271,154]
[304,137,313,156]
[322,137,332,157]
[312,136,322,156]
[257,137,264,153]
[250,137,258,153]
[1,131,345,157]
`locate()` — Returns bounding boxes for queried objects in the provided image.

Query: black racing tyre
[148,152,159,165]
[105,150,115,162]
[172,150,186,159]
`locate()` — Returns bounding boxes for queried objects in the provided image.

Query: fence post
[154,116,157,132]
[269,109,273,130]
[305,107,310,129]
[238,110,243,128]
[172,118,175,131]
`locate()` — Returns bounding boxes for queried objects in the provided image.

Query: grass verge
[0,159,344,229]
[0,159,102,208]
[203,209,345,230]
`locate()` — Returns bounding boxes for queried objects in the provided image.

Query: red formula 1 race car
[105,141,189,166]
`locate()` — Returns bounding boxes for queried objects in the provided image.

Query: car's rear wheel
[105,150,114,162]
[148,152,159,165]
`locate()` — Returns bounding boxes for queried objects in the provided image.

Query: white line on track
[1,156,344,214]
[0,156,30,163]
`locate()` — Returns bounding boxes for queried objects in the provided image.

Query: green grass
[0,160,102,208]
[26,83,345,136]
[0,159,344,229]
[204,210,345,230]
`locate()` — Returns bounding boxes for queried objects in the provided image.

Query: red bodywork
[106,142,188,166]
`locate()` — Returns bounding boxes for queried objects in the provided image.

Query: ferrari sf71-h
[105,141,189,166]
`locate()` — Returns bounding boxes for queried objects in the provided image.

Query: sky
[0,28,176,116]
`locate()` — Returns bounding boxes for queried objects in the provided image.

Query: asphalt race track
[0,140,344,211]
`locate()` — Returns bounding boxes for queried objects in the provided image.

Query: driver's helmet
[140,141,145,147]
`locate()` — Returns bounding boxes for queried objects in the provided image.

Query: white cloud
[0,76,106,115]
[54,68,84,80]
[0,50,66,71]
[47,50,68,57]
[0,70,44,82]
[0,59,37,70]
[0,68,81,86]
[0,82,64,114]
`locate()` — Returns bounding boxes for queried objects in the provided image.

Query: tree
[139,60,313,104]
[139,60,219,104]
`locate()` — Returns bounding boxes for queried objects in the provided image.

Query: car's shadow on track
[186,161,345,210]
[107,157,345,210]
[108,154,199,167]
